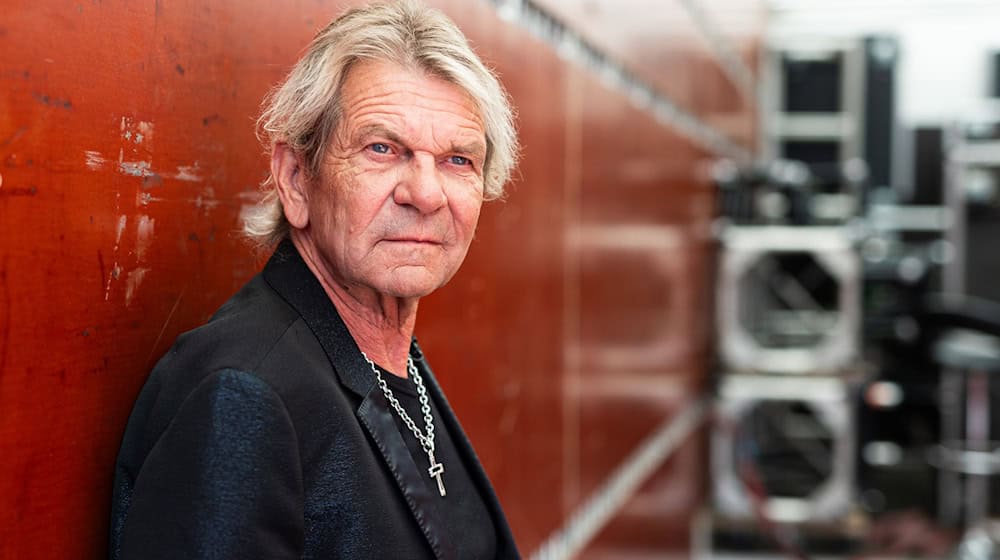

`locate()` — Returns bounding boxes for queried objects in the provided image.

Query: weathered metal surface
[0,0,759,557]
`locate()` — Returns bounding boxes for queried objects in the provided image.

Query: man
[109,1,520,558]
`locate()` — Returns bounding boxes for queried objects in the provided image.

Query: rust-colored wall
[0,1,760,557]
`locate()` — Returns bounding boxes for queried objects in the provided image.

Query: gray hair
[245,0,518,247]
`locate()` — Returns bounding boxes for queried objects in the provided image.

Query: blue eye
[449,155,471,166]
[370,143,390,154]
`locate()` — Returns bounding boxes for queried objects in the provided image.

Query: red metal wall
[0,1,761,557]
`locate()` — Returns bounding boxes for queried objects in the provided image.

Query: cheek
[317,170,372,234]
[452,194,483,238]
[313,192,347,235]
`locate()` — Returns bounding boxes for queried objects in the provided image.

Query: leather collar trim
[261,240,374,398]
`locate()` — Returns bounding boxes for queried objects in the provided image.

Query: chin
[382,285,441,299]
[380,274,450,299]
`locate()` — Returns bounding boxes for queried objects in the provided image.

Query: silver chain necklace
[361,352,447,497]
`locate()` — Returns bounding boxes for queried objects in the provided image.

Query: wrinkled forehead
[336,59,487,151]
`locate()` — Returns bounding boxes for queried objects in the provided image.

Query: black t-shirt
[378,362,498,559]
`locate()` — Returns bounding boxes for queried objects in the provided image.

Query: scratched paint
[96,146,199,184]
[114,215,127,246]
[135,121,153,145]
[192,187,220,211]
[119,117,153,150]
[84,151,106,171]
[118,161,151,177]
[171,164,202,182]
[123,267,150,307]
[104,216,127,301]
[135,191,165,207]
[134,215,155,262]
[103,264,121,302]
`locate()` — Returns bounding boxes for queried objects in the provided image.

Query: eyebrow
[353,124,487,160]
[353,124,405,148]
[450,140,487,160]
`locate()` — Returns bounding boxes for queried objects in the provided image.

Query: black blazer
[109,242,519,559]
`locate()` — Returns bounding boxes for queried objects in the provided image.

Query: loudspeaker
[712,375,856,522]
[717,226,861,374]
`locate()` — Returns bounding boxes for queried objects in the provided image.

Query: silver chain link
[362,352,436,454]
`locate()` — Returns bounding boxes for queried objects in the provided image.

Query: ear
[272,143,311,230]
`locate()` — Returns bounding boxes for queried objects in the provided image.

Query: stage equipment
[717,226,860,374]
[712,374,855,523]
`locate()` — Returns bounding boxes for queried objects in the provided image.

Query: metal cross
[427,451,446,497]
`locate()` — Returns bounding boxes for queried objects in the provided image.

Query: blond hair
[245,0,518,246]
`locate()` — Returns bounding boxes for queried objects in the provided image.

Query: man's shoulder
[143,274,330,409]
[117,269,354,457]
[173,274,302,372]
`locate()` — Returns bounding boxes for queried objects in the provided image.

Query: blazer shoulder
[124,276,312,452]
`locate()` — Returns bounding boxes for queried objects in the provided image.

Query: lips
[382,237,443,245]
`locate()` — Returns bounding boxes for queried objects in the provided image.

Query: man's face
[303,59,487,300]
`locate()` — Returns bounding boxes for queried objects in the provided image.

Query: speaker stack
[707,222,863,555]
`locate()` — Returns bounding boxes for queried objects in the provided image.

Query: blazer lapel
[357,390,456,559]
[413,342,521,559]
[262,241,455,559]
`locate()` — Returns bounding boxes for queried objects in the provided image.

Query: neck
[291,232,418,377]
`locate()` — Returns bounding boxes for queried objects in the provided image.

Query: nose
[394,153,447,214]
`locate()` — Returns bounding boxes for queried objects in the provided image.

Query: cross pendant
[427,451,446,497]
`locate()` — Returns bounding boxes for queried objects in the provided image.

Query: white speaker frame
[717,226,860,374]
[712,374,855,523]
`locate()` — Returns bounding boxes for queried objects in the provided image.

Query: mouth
[382,238,443,246]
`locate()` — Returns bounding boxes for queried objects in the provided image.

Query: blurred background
[3,0,1000,558]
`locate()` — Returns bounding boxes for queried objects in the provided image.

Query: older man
[109,2,519,558]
